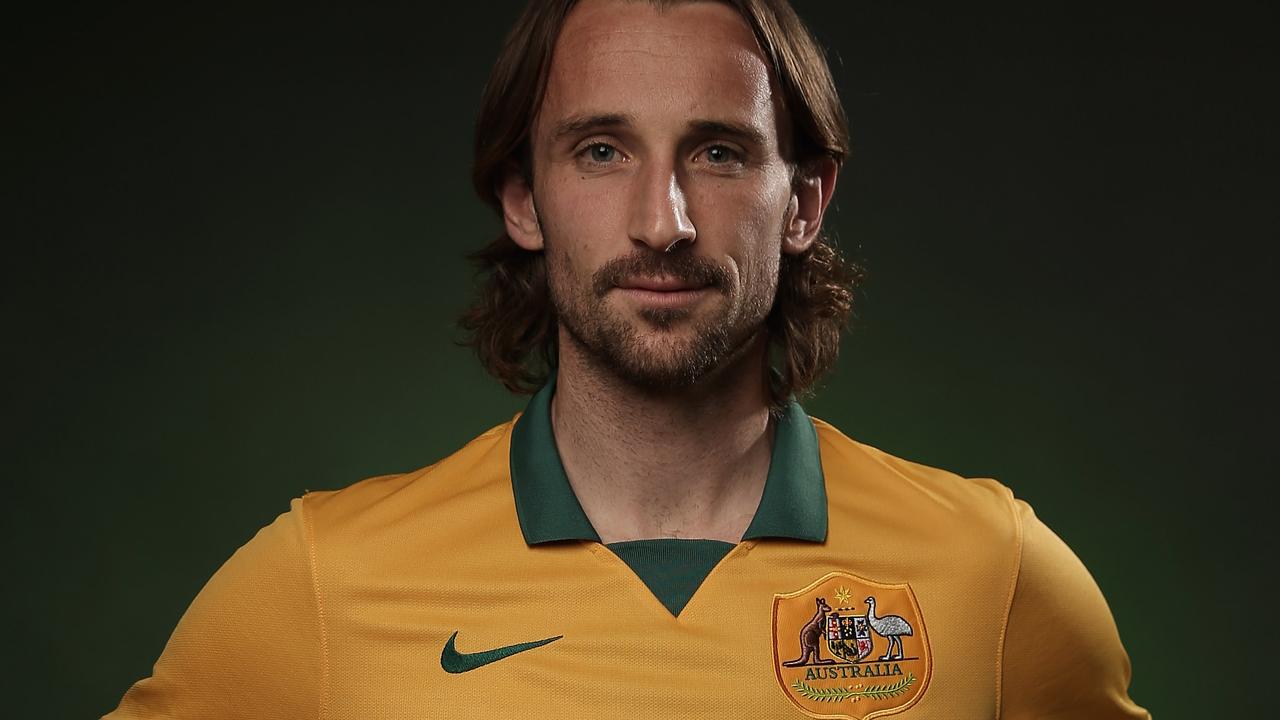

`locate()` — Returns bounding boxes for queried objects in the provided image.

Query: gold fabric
[103,417,1149,719]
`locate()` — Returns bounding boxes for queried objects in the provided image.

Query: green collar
[508,377,827,545]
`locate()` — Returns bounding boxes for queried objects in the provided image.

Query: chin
[636,306,694,329]
[607,327,735,390]
[560,295,748,389]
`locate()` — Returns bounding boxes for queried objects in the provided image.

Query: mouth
[616,275,709,292]
[614,275,712,309]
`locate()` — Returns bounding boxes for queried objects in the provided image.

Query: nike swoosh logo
[440,630,563,674]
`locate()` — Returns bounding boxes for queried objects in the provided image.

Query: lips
[613,277,712,312]
[616,275,709,292]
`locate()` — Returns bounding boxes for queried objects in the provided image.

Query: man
[105,0,1149,718]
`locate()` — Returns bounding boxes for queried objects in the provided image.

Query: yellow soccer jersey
[104,382,1149,719]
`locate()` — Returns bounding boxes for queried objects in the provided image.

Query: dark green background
[5,2,1274,717]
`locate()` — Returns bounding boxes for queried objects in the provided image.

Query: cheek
[543,233,596,306]
[743,246,782,315]
[688,182,787,292]
[538,175,629,263]
[541,170,630,232]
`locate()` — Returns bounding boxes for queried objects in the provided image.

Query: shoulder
[299,418,517,536]
[998,495,1148,716]
[806,418,1146,715]
[811,415,1021,543]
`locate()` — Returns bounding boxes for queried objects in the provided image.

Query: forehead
[536,0,777,139]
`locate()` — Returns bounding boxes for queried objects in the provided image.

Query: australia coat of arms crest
[772,571,931,719]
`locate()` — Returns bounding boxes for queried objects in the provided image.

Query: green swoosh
[440,630,563,674]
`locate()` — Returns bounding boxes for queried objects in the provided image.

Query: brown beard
[548,245,773,391]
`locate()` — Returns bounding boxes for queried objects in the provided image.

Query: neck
[550,329,775,544]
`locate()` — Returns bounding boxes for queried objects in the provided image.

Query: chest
[316,540,1009,719]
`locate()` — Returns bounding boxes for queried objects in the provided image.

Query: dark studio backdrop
[4,1,1275,717]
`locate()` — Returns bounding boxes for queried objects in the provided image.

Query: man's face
[527,0,798,389]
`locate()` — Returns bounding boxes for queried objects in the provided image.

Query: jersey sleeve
[102,496,324,720]
[998,498,1149,719]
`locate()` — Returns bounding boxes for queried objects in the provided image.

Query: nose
[627,161,695,253]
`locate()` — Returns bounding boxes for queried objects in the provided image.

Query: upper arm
[999,499,1149,720]
[102,496,324,720]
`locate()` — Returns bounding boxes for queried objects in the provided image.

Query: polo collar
[509,376,827,545]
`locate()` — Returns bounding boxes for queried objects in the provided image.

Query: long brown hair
[459,0,863,403]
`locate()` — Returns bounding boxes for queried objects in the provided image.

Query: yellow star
[834,586,851,605]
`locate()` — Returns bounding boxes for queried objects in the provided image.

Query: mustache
[591,251,730,298]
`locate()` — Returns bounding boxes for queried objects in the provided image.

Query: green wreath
[790,673,917,703]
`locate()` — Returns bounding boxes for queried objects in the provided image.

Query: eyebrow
[550,113,634,143]
[687,119,769,149]
[548,113,770,149]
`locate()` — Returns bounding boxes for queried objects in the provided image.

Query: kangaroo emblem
[772,573,933,717]
[782,597,835,667]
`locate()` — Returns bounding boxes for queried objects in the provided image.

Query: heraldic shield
[772,571,931,720]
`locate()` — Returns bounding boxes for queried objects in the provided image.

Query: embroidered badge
[772,572,931,719]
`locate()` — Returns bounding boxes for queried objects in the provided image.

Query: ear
[497,163,544,251]
[781,157,839,256]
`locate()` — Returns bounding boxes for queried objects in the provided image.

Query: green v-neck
[508,375,827,617]
[606,539,735,616]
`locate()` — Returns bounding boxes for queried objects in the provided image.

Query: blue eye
[703,145,742,165]
[587,143,617,163]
